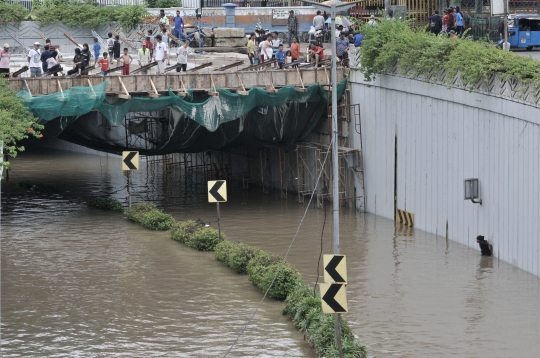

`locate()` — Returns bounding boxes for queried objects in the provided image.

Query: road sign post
[122,151,139,208]
[208,180,227,241]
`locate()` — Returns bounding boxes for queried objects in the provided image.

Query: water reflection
[2,150,540,357]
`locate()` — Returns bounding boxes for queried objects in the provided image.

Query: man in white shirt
[28,42,42,77]
[313,10,324,32]
[153,34,168,74]
[176,42,192,72]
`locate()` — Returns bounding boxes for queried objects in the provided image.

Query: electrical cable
[222,136,334,358]
[313,198,327,297]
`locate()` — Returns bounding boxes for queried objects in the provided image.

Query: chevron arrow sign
[323,254,347,284]
[122,151,139,171]
[208,180,227,203]
[319,283,348,314]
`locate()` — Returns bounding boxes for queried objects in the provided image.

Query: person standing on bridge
[153,34,168,74]
[28,42,42,77]
[313,10,324,35]
[138,43,151,75]
[287,10,298,47]
[0,44,11,76]
[429,10,442,36]
[476,236,493,256]
[67,48,84,76]
[173,10,184,45]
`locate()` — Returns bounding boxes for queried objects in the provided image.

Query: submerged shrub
[214,240,238,264]
[282,283,367,357]
[126,203,174,231]
[17,180,59,193]
[247,251,302,299]
[86,196,124,212]
[185,227,221,251]
[227,243,263,274]
[171,220,200,243]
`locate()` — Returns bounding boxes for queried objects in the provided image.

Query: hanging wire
[222,136,334,358]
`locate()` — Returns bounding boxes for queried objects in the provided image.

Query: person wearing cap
[287,10,298,47]
[173,10,184,44]
[0,43,11,76]
[28,42,42,77]
[368,14,377,26]
[476,236,493,256]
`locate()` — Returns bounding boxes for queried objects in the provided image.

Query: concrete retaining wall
[349,70,540,276]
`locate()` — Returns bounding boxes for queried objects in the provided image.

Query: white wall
[349,71,540,276]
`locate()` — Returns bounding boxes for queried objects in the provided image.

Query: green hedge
[86,196,124,212]
[171,221,222,251]
[246,250,302,300]
[171,220,200,243]
[283,284,367,358]
[172,222,366,355]
[30,2,149,30]
[360,19,540,91]
[126,203,175,231]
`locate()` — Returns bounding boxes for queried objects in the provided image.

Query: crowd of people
[246,10,367,69]
[0,8,371,78]
[428,7,464,37]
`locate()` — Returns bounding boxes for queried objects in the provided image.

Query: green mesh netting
[18,79,348,133]
[17,81,108,121]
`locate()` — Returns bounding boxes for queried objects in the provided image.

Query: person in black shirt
[40,45,52,73]
[113,35,121,62]
[476,235,493,256]
[81,43,91,68]
[429,10,442,35]
[67,48,85,76]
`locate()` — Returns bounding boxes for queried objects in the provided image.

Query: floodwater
[2,150,540,357]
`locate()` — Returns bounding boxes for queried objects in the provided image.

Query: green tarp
[18,78,348,133]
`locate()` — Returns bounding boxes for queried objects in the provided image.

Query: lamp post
[302,1,362,356]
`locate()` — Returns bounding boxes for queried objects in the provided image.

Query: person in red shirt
[143,36,154,57]
[308,43,324,67]
[97,52,110,76]
[290,36,300,64]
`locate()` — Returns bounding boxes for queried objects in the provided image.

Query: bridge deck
[8,68,346,97]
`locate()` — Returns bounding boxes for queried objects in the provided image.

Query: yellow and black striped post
[396,209,414,227]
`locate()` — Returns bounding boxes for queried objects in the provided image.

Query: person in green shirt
[247,33,256,65]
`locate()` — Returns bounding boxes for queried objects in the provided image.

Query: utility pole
[329,3,344,357]
[302,2,361,357]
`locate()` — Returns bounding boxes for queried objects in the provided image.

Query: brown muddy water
[2,150,540,357]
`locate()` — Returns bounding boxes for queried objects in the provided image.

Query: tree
[0,77,43,176]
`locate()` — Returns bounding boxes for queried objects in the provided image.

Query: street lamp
[300,1,363,357]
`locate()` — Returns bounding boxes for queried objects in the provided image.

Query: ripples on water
[2,150,540,357]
